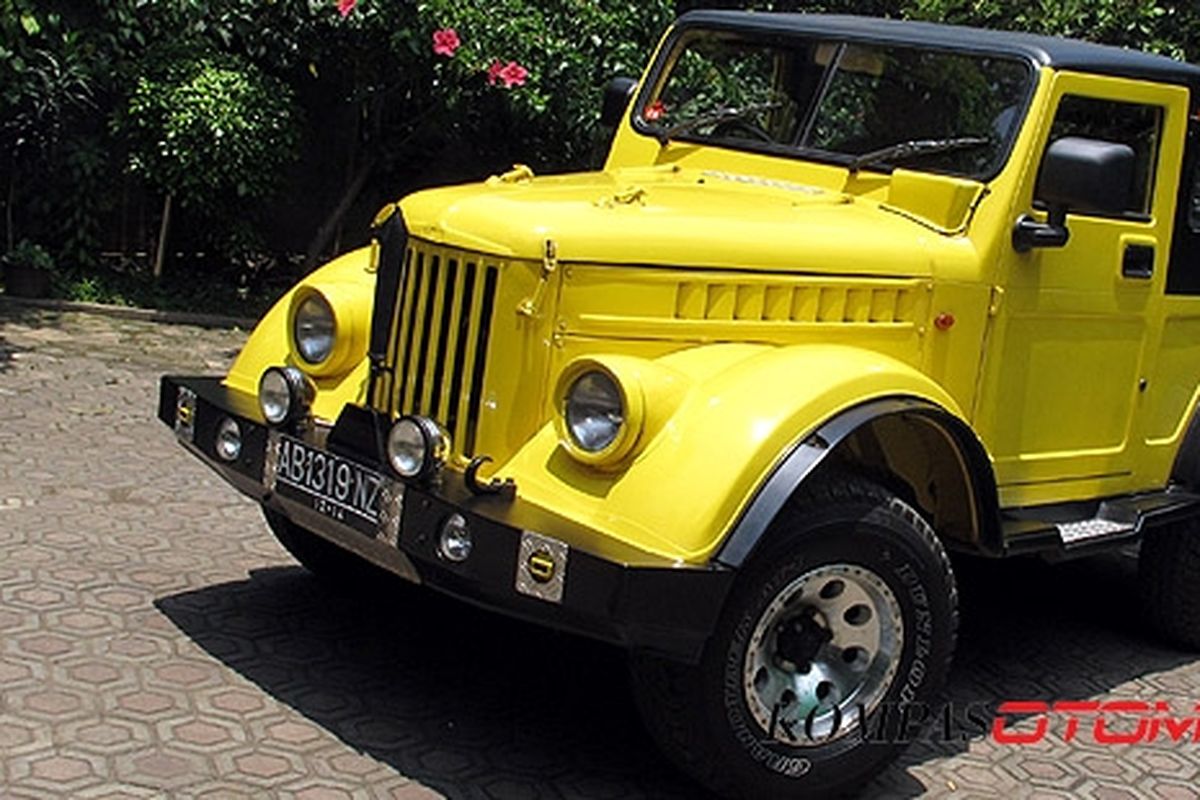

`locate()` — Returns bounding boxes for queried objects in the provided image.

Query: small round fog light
[386,415,450,480]
[387,417,427,478]
[438,514,472,563]
[258,366,314,427]
[215,417,242,462]
[259,369,291,425]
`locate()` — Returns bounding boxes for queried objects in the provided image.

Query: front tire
[631,476,957,799]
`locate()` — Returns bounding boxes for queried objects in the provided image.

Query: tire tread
[1140,518,1200,650]
[630,473,958,799]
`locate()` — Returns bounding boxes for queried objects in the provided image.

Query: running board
[1001,489,1200,558]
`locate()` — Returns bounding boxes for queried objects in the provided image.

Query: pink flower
[336,0,356,17]
[487,60,529,89]
[432,28,460,57]
[644,99,666,122]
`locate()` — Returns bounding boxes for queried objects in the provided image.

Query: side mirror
[1013,136,1136,252]
[600,76,638,128]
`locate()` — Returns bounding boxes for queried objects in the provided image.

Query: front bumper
[158,375,733,663]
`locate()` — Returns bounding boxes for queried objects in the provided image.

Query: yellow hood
[399,165,978,277]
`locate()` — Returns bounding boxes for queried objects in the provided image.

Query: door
[1143,109,1200,484]
[975,71,1188,507]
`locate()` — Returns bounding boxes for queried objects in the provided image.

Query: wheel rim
[742,563,904,746]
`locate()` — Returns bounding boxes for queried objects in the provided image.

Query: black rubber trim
[714,396,1003,568]
[368,210,409,380]
[675,11,1200,90]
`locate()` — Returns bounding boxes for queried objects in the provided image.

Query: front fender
[502,343,966,563]
[224,247,376,422]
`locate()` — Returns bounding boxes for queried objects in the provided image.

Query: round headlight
[293,292,335,365]
[215,418,242,462]
[565,370,624,453]
[258,366,314,427]
[259,369,292,425]
[387,418,426,477]
[386,415,450,479]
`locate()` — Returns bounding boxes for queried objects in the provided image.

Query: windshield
[639,29,1034,180]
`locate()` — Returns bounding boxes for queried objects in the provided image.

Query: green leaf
[19,12,40,35]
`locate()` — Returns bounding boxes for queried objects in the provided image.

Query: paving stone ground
[2,300,1200,799]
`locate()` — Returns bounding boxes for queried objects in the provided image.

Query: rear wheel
[631,476,957,799]
[1139,518,1200,649]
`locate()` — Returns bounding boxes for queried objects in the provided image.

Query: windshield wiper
[847,136,990,173]
[655,102,781,145]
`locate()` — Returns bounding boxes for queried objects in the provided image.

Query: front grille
[378,242,500,459]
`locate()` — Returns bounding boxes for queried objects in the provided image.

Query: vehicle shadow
[156,565,699,799]
[156,549,1196,799]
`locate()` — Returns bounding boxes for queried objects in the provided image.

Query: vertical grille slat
[464,266,499,457]
[381,244,499,463]
[419,259,453,416]
[379,247,414,406]
[408,257,441,414]
[394,252,425,412]
[446,262,479,448]
[430,259,461,420]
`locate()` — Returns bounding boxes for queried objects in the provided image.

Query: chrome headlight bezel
[291,290,336,366]
[258,366,315,427]
[386,415,450,480]
[555,361,643,467]
[565,370,625,453]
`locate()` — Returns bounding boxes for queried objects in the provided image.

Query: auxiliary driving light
[258,366,315,427]
[215,417,242,462]
[438,513,473,563]
[386,415,450,480]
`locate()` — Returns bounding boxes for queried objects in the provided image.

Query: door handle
[1122,244,1154,279]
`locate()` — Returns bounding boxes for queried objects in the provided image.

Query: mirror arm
[1012,204,1070,253]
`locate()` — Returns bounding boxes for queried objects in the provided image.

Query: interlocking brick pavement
[2,300,1200,798]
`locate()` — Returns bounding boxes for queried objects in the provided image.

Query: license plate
[273,435,387,537]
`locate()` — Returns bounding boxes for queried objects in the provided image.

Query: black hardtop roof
[679,10,1200,92]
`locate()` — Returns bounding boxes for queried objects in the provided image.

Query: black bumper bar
[157,375,733,663]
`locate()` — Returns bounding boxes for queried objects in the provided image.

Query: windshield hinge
[487,163,535,186]
[518,239,558,318]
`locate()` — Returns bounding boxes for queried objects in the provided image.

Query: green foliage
[413,0,674,169]
[55,260,282,318]
[3,240,55,272]
[7,0,1200,312]
[0,41,94,159]
[119,51,299,211]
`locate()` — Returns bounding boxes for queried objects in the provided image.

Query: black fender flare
[713,396,1003,568]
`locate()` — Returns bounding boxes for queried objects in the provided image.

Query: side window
[1044,95,1163,216]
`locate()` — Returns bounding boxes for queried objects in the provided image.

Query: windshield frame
[631,19,1040,182]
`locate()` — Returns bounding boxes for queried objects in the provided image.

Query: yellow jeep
[159,10,1200,797]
